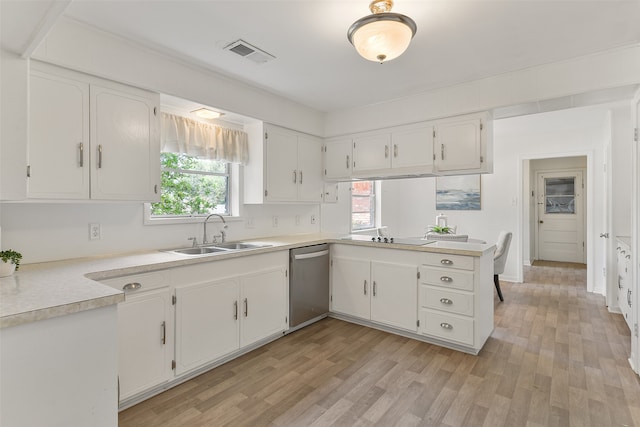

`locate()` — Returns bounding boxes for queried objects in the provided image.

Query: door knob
[539,220,544,224]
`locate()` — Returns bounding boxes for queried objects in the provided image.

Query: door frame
[534,168,586,263]
[518,150,596,291]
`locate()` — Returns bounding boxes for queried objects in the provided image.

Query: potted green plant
[0,249,22,277]
[428,225,454,234]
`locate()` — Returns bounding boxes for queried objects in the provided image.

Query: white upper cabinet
[434,112,492,175]
[323,112,491,181]
[28,70,90,199]
[27,63,160,201]
[323,137,352,180]
[244,123,323,203]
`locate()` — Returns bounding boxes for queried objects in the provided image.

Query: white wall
[322,104,623,294]
[611,105,633,237]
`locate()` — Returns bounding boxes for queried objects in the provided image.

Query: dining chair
[493,231,512,302]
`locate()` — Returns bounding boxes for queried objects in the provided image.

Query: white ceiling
[3,1,640,113]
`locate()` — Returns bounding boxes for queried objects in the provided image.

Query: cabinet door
[323,138,352,180]
[264,126,299,201]
[28,71,90,199]
[353,133,391,172]
[117,287,172,400]
[175,279,239,375]
[323,183,339,203]
[435,118,482,172]
[297,135,323,202]
[90,84,160,201]
[240,268,287,347]
[391,125,434,170]
[331,256,371,319]
[371,261,418,331]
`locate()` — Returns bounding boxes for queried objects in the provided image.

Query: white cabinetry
[323,138,352,180]
[616,238,633,330]
[28,63,160,201]
[331,245,419,332]
[244,123,323,203]
[418,252,493,354]
[173,252,288,376]
[352,133,391,173]
[100,271,173,402]
[434,113,492,175]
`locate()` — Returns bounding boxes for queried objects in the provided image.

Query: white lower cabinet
[173,251,288,376]
[100,272,173,402]
[331,245,419,332]
[616,238,633,330]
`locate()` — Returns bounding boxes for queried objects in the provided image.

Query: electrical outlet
[295,215,300,226]
[272,216,279,227]
[310,215,316,225]
[89,223,101,240]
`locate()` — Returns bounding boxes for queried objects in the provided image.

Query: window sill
[143,204,241,226]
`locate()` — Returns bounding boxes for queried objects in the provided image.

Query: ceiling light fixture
[347,0,417,64]
[191,108,223,120]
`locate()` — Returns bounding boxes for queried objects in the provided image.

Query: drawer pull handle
[440,298,453,305]
[440,259,453,265]
[440,322,453,330]
[440,276,453,283]
[122,282,142,291]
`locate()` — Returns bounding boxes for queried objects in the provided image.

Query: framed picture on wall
[436,175,481,210]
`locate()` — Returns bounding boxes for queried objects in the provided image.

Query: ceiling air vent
[224,39,275,64]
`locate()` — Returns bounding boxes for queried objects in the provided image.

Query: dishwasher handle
[293,250,329,260]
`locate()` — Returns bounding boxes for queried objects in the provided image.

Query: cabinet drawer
[420,266,474,291]
[420,309,474,346]
[422,253,474,271]
[420,286,474,316]
[101,271,167,294]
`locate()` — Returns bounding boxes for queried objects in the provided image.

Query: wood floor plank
[119,263,638,427]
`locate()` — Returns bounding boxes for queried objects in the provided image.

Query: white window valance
[161,113,249,164]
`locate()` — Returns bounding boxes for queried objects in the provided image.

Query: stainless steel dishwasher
[289,244,330,330]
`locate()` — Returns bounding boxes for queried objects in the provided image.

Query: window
[150,152,230,217]
[544,177,576,214]
[351,180,377,231]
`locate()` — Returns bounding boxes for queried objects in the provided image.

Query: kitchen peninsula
[0,233,494,425]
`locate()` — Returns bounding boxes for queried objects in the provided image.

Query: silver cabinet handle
[618,278,623,290]
[122,282,142,291]
[441,143,445,160]
[440,276,453,283]
[98,145,103,168]
[440,259,453,265]
[364,279,367,295]
[393,144,398,157]
[234,301,238,320]
[79,142,84,167]
[373,281,377,296]
[161,321,166,345]
[299,170,303,184]
[440,298,453,305]
[628,289,632,307]
[346,155,350,170]
[440,322,453,330]
[621,250,626,254]
[293,170,297,184]
[626,254,631,259]
[244,298,248,317]
[384,145,389,158]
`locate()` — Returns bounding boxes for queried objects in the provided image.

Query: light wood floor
[119,265,639,427]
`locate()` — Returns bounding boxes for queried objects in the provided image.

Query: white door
[297,135,323,202]
[370,261,418,332]
[264,126,298,201]
[434,118,482,172]
[324,138,352,179]
[239,268,287,347]
[28,71,90,199]
[391,125,434,170]
[536,170,585,263]
[117,287,172,400]
[90,84,159,201]
[353,133,391,172]
[175,279,239,375]
[331,256,371,319]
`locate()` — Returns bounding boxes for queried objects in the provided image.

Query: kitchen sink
[166,242,272,256]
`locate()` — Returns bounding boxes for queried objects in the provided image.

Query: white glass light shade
[348,12,417,63]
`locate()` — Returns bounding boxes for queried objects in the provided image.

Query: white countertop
[0,233,495,329]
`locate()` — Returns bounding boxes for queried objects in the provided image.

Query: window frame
[350,180,380,232]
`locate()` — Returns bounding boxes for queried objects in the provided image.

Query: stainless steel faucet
[203,213,227,244]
